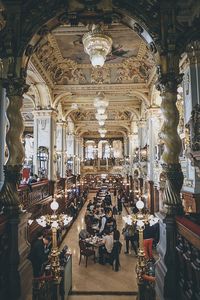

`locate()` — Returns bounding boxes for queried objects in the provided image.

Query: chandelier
[98,128,107,135]
[82,24,112,68]
[94,92,109,108]
[95,113,107,121]
[98,120,105,126]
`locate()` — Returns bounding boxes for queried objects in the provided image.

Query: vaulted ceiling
[18,0,200,139]
[24,20,156,138]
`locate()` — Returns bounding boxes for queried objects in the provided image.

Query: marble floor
[61,192,138,296]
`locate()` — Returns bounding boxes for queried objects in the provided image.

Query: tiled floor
[61,192,138,294]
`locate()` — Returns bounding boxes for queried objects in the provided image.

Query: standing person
[104,191,112,206]
[143,224,154,260]
[117,191,123,215]
[99,208,116,235]
[27,231,50,277]
[111,230,122,271]
[123,223,138,255]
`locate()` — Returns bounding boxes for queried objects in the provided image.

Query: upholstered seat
[79,240,95,267]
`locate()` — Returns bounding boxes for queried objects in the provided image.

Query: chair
[79,240,95,267]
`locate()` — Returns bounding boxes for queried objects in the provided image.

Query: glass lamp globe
[51,220,59,229]
[97,107,106,114]
[98,120,105,126]
[50,199,59,211]
[90,53,105,68]
[136,199,144,210]
[100,133,105,138]
[137,220,144,228]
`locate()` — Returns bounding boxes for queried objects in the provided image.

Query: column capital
[147,106,161,118]
[56,120,67,127]
[156,70,183,94]
[32,109,57,118]
[186,40,200,63]
[137,119,146,128]
[0,5,6,32]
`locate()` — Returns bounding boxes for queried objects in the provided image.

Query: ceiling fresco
[53,23,142,64]
[29,20,156,137]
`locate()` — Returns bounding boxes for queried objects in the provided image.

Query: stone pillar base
[155,212,179,300]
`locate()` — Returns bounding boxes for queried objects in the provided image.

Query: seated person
[79,229,90,240]
[27,173,37,184]
[87,200,94,212]
[99,229,114,264]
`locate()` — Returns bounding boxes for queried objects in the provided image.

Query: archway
[0,2,196,300]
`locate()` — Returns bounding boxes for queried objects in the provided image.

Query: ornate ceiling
[25,21,155,138]
[19,0,199,139]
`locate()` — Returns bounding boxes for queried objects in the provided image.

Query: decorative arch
[53,92,72,109]
[16,1,162,72]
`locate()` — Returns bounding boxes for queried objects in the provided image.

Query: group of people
[82,188,123,270]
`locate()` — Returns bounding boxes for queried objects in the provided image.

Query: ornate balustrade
[18,180,51,210]
[176,216,200,300]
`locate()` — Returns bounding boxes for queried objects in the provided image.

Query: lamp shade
[136,199,144,210]
[50,199,59,211]
[90,53,105,68]
[98,120,105,126]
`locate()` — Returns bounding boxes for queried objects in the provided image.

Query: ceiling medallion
[82,24,112,68]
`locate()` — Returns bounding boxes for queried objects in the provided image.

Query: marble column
[33,110,57,181]
[56,121,67,178]
[128,133,134,170]
[0,77,29,300]
[123,136,128,157]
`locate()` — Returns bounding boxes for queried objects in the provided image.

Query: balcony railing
[176,215,200,300]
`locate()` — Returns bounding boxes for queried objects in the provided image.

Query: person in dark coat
[104,192,112,206]
[117,193,123,215]
[111,230,122,271]
[28,231,51,277]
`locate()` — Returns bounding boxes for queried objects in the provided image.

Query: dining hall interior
[0,1,200,300]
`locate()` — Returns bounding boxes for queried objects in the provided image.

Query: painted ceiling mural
[34,23,155,86]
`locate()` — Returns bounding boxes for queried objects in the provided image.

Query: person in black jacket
[111,230,122,271]
[28,231,51,277]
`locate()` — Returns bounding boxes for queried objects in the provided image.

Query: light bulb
[51,221,59,228]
